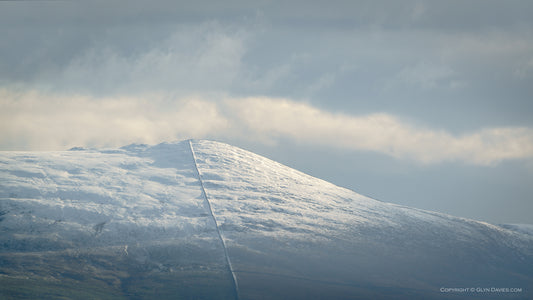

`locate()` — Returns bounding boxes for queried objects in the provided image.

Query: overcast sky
[1,1,532,224]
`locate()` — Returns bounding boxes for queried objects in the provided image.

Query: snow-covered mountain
[1,140,532,299]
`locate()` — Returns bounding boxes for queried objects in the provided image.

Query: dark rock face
[1,140,532,299]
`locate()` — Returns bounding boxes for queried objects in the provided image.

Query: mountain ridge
[1,139,532,299]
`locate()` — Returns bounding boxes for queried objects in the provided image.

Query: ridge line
[188,140,240,300]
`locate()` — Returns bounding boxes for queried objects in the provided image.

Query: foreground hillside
[1,140,532,299]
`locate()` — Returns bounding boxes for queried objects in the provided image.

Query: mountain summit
[1,140,532,299]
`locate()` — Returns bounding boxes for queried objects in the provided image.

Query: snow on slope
[1,142,216,249]
[0,141,237,299]
[1,139,532,299]
[191,140,533,299]
[500,224,533,236]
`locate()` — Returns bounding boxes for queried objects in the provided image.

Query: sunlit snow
[1,140,532,299]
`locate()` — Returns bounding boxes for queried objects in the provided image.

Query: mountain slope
[1,140,532,299]
[0,141,236,299]
[190,140,533,299]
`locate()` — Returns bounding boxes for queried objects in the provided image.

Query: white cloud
[0,89,228,150]
[1,89,532,165]
[225,97,533,165]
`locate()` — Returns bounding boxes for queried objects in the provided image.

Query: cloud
[52,21,247,94]
[226,97,533,165]
[0,89,228,150]
[1,89,533,165]
[394,61,456,90]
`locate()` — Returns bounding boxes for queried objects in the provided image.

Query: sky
[1,0,533,224]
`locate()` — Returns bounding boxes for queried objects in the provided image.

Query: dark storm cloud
[1,0,532,132]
